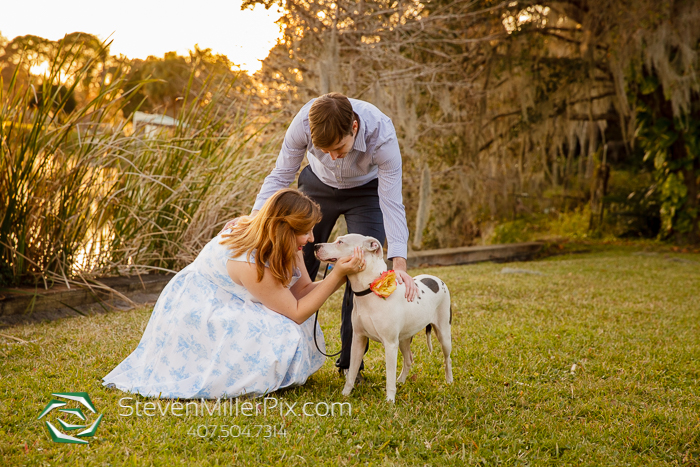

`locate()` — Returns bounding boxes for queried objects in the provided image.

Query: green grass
[2,246,699,465]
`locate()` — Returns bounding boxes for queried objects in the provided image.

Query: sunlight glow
[502,5,550,34]
[30,62,51,76]
[0,0,283,74]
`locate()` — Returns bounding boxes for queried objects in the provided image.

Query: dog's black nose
[314,244,321,251]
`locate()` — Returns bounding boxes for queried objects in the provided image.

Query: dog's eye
[338,240,343,244]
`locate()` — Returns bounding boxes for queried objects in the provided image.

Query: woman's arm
[288,251,345,300]
[226,248,364,325]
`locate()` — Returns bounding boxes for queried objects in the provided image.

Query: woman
[103,188,365,399]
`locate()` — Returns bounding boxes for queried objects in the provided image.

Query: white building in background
[132,111,182,138]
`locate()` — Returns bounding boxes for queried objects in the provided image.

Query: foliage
[632,71,700,241]
[491,218,543,244]
[0,32,112,106]
[0,40,275,286]
[119,46,256,119]
[102,77,276,275]
[488,207,593,244]
[246,0,700,246]
[2,247,699,464]
[0,39,131,286]
[3,0,700,289]
[603,170,661,238]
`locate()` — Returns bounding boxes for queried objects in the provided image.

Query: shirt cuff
[387,244,407,261]
[252,198,266,211]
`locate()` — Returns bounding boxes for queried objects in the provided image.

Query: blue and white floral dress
[103,231,326,399]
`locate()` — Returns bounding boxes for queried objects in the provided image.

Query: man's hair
[220,189,322,285]
[309,92,354,149]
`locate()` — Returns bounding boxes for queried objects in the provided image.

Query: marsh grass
[98,76,276,276]
[1,246,698,465]
[1,43,276,287]
[0,40,133,287]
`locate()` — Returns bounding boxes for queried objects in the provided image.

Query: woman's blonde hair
[220,188,322,284]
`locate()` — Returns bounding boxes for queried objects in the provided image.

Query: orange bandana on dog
[370,270,397,298]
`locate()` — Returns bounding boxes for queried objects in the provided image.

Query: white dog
[315,234,453,402]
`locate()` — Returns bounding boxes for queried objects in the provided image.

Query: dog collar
[353,287,373,296]
[352,270,397,298]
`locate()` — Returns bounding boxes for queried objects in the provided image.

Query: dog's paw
[385,395,396,403]
[342,386,353,397]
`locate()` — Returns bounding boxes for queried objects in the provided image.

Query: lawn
[1,245,699,465]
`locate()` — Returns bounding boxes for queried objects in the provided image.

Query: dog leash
[313,263,343,358]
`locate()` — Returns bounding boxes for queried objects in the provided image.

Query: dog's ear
[364,238,382,254]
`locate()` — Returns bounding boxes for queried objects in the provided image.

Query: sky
[0,0,283,73]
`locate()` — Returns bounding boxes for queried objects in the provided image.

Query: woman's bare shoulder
[226,256,256,286]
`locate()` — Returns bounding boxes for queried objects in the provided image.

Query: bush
[603,170,661,238]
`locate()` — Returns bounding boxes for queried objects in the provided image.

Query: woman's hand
[333,247,366,276]
[229,246,365,325]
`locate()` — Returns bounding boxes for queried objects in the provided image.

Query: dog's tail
[426,324,433,352]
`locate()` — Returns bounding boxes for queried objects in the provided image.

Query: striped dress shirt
[253,98,409,260]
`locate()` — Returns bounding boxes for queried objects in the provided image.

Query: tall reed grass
[100,78,276,276]
[0,43,276,288]
[0,44,128,287]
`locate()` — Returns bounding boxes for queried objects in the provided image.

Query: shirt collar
[352,113,366,153]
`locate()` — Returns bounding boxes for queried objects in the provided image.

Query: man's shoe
[339,368,365,385]
[336,357,365,371]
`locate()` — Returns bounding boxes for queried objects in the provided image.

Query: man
[251,92,418,375]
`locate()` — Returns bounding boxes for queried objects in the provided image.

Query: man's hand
[219,210,258,235]
[219,218,240,235]
[391,257,418,302]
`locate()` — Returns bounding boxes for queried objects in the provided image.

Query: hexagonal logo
[38,392,103,444]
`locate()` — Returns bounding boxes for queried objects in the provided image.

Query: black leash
[313,263,342,357]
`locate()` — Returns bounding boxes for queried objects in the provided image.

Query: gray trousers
[298,165,386,369]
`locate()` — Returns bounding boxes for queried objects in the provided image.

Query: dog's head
[314,233,383,263]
